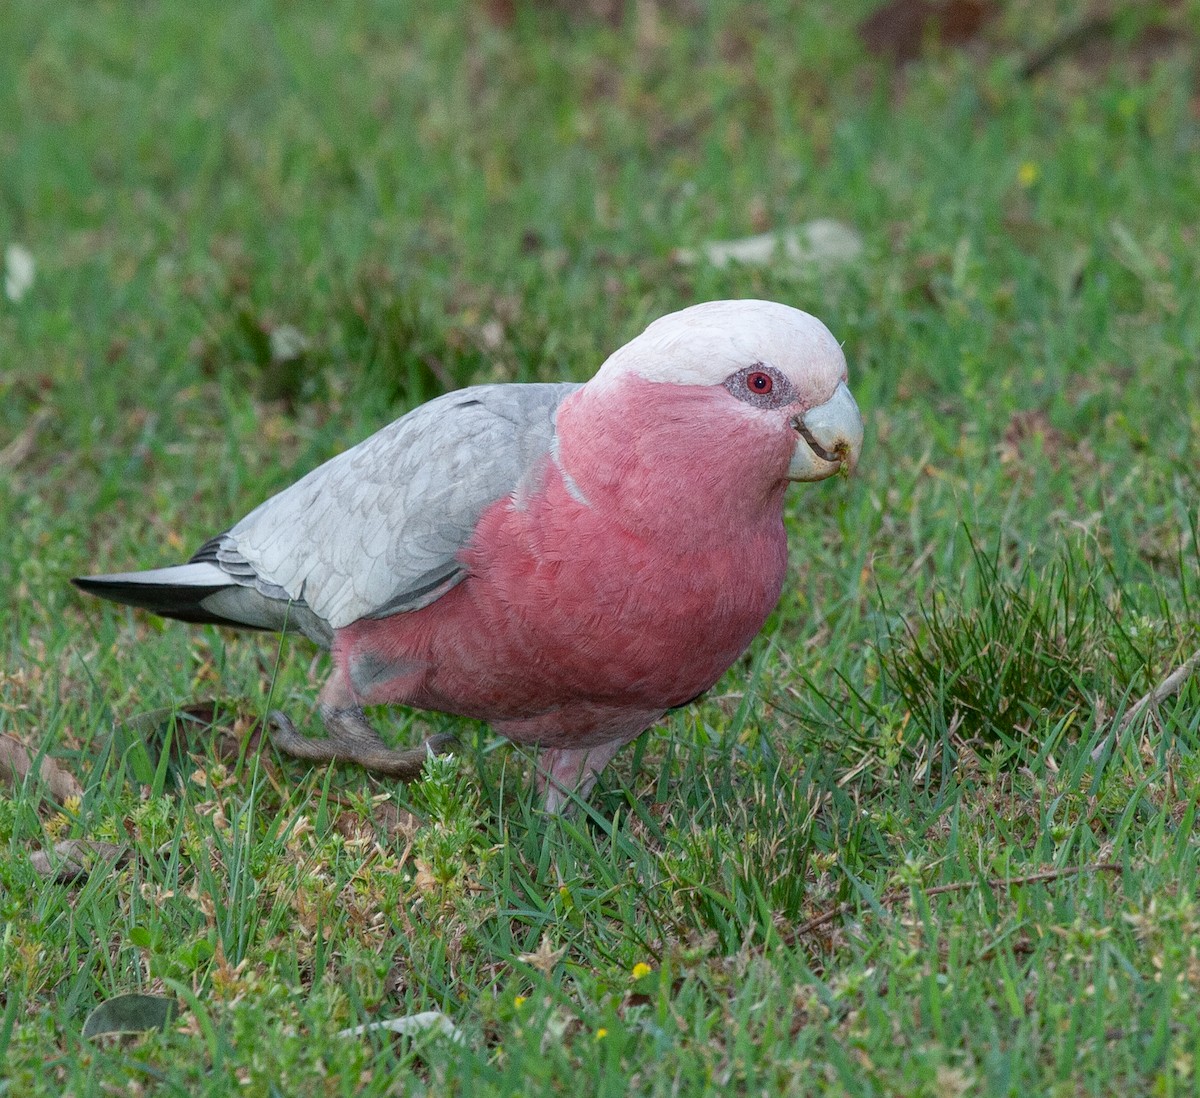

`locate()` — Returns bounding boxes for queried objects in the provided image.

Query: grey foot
[269,706,456,781]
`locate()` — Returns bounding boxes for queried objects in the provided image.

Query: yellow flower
[631,962,653,980]
[514,996,527,1008]
[1017,162,1040,188]
[595,1028,609,1040]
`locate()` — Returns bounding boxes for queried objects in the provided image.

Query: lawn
[2,0,1199,1093]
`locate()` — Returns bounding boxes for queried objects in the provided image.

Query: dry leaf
[412,859,439,894]
[83,993,179,1039]
[858,0,992,63]
[338,1010,464,1044]
[676,220,863,272]
[999,409,1067,465]
[30,840,128,883]
[0,733,84,802]
[121,701,265,769]
[334,798,424,844]
[517,934,567,976]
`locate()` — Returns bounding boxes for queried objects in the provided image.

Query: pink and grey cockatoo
[75,300,863,809]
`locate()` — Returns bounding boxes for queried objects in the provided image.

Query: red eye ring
[746,370,773,394]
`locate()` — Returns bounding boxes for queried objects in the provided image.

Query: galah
[75,300,864,810]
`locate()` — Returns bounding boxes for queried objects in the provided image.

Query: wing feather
[218,382,578,630]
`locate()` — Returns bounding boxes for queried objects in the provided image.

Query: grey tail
[71,562,248,628]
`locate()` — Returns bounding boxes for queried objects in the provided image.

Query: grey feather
[214,382,579,630]
[197,585,333,646]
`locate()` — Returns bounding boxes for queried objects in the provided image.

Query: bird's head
[590,299,863,483]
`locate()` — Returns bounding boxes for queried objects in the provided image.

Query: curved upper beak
[787,381,864,482]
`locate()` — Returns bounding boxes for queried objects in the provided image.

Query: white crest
[590,299,847,395]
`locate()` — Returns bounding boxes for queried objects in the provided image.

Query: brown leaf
[517,934,567,976]
[334,798,424,844]
[479,0,515,26]
[0,733,84,802]
[858,0,993,63]
[30,839,128,883]
[412,859,439,895]
[999,409,1067,465]
[120,700,265,768]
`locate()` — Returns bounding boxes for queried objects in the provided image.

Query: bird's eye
[746,371,773,394]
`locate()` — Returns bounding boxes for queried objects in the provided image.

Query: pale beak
[788,381,863,482]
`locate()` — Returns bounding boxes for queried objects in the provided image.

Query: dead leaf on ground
[999,409,1068,465]
[675,220,864,272]
[334,797,425,844]
[412,858,439,894]
[517,934,567,976]
[0,733,84,802]
[82,993,179,1039]
[120,700,264,766]
[338,1010,465,1044]
[858,0,994,63]
[30,839,129,883]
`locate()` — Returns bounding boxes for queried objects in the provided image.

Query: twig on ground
[0,407,52,470]
[1091,647,1200,762]
[789,861,1122,942]
[1019,15,1116,79]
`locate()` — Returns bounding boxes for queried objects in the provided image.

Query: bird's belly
[333,500,789,741]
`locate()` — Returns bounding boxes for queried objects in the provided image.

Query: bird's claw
[267,708,456,782]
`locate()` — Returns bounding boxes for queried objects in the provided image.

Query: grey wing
[213,382,579,631]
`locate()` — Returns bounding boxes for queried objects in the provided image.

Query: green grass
[2,0,1199,1093]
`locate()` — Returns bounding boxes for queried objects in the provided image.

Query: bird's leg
[269,667,455,780]
[537,742,626,813]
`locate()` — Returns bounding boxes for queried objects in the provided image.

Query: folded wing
[75,382,579,643]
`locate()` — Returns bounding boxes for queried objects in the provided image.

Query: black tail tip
[69,572,231,625]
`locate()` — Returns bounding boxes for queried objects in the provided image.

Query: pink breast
[333,379,794,745]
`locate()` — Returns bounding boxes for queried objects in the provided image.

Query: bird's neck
[553,377,793,546]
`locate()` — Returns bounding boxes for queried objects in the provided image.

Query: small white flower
[4,244,35,303]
